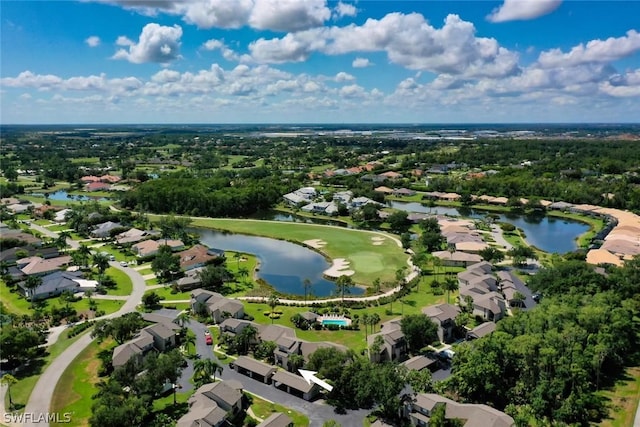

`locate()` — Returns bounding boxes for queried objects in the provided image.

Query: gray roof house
[368,321,407,363]
[231,356,277,384]
[406,393,515,427]
[177,380,244,427]
[271,370,321,401]
[257,413,294,427]
[91,221,124,238]
[190,288,245,324]
[422,303,460,343]
[17,270,83,301]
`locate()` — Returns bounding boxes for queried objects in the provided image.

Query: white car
[119,261,128,267]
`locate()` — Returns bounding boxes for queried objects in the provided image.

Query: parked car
[119,261,128,267]
[205,334,213,345]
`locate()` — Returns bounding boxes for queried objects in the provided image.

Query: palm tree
[335,275,353,307]
[444,276,458,304]
[55,230,71,254]
[370,313,380,333]
[1,374,18,410]
[288,354,305,373]
[237,266,249,281]
[24,275,42,302]
[238,324,257,354]
[182,333,196,355]
[176,311,191,333]
[233,252,242,269]
[193,359,223,387]
[303,278,312,304]
[362,313,370,340]
[92,253,110,278]
[77,244,92,268]
[268,293,280,324]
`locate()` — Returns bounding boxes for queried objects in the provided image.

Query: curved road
[18,262,147,427]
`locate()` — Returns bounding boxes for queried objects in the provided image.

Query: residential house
[17,270,84,301]
[351,196,377,209]
[231,355,277,384]
[406,393,514,427]
[85,182,111,192]
[432,251,482,267]
[472,292,507,321]
[379,171,403,180]
[80,175,101,183]
[131,239,185,258]
[257,413,294,427]
[177,380,244,427]
[190,288,244,324]
[467,322,496,340]
[393,188,416,197]
[455,241,489,253]
[422,304,460,343]
[273,335,301,369]
[18,255,71,277]
[402,355,438,373]
[219,318,256,337]
[367,319,407,363]
[175,267,204,290]
[90,221,124,238]
[271,370,321,401]
[1,230,43,247]
[374,186,394,194]
[53,208,71,223]
[111,322,178,368]
[1,246,59,265]
[115,228,159,245]
[177,244,218,270]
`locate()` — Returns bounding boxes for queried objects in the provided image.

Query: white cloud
[116,36,134,46]
[334,2,357,18]
[249,0,331,32]
[335,71,355,82]
[202,39,223,51]
[180,0,254,29]
[1,71,63,89]
[151,69,181,83]
[249,13,520,78]
[352,57,372,68]
[85,36,101,47]
[600,69,640,97]
[339,83,365,98]
[487,0,562,23]
[538,30,640,68]
[112,23,182,64]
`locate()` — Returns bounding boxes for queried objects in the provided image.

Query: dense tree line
[119,169,296,217]
[445,258,640,425]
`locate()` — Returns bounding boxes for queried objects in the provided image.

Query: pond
[390,201,590,254]
[29,190,110,202]
[194,228,364,297]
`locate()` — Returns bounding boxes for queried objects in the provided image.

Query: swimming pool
[321,319,349,327]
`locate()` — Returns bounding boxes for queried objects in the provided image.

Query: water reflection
[194,228,364,297]
[389,201,589,254]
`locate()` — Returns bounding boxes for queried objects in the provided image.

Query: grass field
[183,218,409,285]
[243,284,448,351]
[4,329,92,413]
[104,266,133,296]
[249,394,309,426]
[51,338,115,427]
[599,367,640,427]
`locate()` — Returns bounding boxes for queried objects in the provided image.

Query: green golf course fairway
[187,217,409,285]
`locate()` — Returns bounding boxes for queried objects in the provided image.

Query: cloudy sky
[2,0,639,124]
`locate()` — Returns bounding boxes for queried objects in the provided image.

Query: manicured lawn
[47,224,72,232]
[146,278,159,286]
[599,367,640,427]
[0,281,32,315]
[33,219,53,226]
[104,266,133,296]
[243,286,448,351]
[4,329,92,413]
[137,267,154,275]
[183,218,409,286]
[249,394,309,426]
[50,338,115,427]
[146,286,191,301]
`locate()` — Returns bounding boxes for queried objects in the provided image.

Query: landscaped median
[183,217,410,286]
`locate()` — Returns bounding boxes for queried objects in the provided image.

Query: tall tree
[335,275,353,307]
[1,374,18,410]
[444,276,458,304]
[303,278,312,303]
[268,293,280,324]
[193,358,223,387]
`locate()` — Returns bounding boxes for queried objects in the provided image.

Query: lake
[194,228,364,297]
[29,190,110,202]
[390,201,590,254]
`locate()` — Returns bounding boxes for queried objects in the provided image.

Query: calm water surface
[194,228,364,297]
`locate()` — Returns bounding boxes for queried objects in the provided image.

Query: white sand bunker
[371,236,386,246]
[304,239,327,249]
[324,258,355,278]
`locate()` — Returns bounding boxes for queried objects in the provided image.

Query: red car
[205,331,213,345]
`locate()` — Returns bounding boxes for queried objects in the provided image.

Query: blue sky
[2,0,639,124]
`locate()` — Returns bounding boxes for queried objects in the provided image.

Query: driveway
[180,319,368,427]
[19,262,147,427]
[27,223,79,250]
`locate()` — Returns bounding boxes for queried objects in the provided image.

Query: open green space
[51,338,114,427]
[4,329,93,413]
[249,394,309,426]
[104,266,133,296]
[242,286,448,351]
[599,367,640,427]
[145,286,191,301]
[183,218,408,285]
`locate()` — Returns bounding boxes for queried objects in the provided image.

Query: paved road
[179,318,368,427]
[26,223,79,250]
[19,262,147,427]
